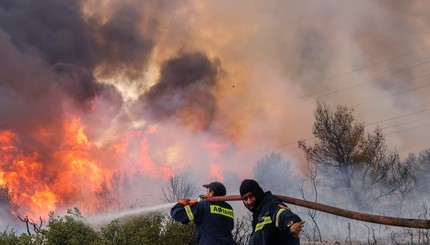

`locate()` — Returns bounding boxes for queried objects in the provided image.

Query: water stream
[83,202,176,226]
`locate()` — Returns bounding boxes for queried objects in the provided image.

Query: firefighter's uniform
[170,200,235,245]
[249,191,302,245]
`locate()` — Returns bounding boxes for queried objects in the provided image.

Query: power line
[231,42,430,163]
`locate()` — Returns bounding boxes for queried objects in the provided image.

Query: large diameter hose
[204,195,430,229]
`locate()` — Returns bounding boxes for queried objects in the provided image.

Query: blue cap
[203,182,227,196]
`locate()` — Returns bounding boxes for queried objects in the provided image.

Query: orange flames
[204,141,230,181]
[0,118,109,218]
[1,115,227,220]
[0,130,59,216]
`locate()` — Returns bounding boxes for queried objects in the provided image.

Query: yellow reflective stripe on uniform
[275,208,286,228]
[210,205,234,219]
[184,205,194,221]
[255,216,272,232]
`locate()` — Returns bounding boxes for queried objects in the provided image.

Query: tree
[298,101,403,210]
[0,228,20,244]
[44,208,99,245]
[300,159,322,242]
[95,177,114,213]
[18,215,43,237]
[232,215,252,245]
[98,212,196,245]
[386,153,416,212]
[162,215,197,244]
[417,149,430,193]
[0,184,17,218]
[161,172,197,202]
[110,171,122,210]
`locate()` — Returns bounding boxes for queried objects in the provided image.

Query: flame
[66,118,90,145]
[203,140,229,181]
[0,118,111,218]
[203,141,230,157]
[0,130,17,153]
[209,162,224,181]
[31,191,59,213]
[132,127,173,180]
[0,132,57,217]
[0,114,228,220]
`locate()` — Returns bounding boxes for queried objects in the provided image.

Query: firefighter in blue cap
[240,179,304,245]
[170,181,236,245]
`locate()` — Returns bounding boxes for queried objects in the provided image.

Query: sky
[1,0,430,227]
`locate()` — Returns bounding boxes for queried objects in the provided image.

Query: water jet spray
[83,203,175,226]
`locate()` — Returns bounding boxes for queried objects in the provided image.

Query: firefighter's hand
[197,195,207,202]
[289,221,305,238]
[178,199,191,205]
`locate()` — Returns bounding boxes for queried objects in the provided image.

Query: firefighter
[170,181,236,245]
[240,179,304,245]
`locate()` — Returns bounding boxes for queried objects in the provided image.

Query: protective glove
[197,195,207,202]
[178,199,191,205]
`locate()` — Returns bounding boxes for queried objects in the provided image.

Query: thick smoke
[0,0,98,67]
[94,4,155,80]
[1,0,430,240]
[0,31,62,133]
[0,0,123,131]
[140,52,220,130]
[53,63,100,110]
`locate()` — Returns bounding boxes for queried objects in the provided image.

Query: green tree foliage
[104,212,163,244]
[0,230,35,244]
[0,230,20,244]
[161,217,197,245]
[298,101,409,210]
[43,208,99,245]
[98,212,196,245]
[2,208,197,244]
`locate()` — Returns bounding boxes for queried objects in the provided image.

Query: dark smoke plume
[0,0,96,68]
[94,4,155,80]
[141,52,221,130]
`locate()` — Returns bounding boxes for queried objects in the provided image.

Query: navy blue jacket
[170,200,236,245]
[249,191,302,245]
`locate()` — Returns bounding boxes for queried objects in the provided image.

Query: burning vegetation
[1,0,430,243]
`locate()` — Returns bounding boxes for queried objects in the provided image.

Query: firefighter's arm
[178,199,190,205]
[178,199,199,205]
[170,199,200,224]
[170,203,191,224]
[271,203,304,238]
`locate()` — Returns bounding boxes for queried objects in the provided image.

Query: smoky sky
[140,52,220,130]
[0,0,161,135]
[95,4,155,80]
[0,0,154,70]
[0,0,96,68]
[1,0,430,230]
[0,0,158,160]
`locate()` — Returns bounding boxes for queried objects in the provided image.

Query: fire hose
[202,195,430,229]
